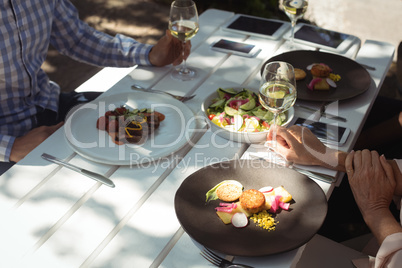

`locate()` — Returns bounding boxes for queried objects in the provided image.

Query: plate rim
[261,50,372,102]
[201,87,294,143]
[64,92,196,165]
[174,159,328,257]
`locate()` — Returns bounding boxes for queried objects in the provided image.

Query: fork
[131,84,195,102]
[200,248,254,268]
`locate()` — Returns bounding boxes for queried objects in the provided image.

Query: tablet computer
[290,23,358,53]
[221,14,290,40]
[291,117,350,145]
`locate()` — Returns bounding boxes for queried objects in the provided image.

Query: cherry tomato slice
[262,121,270,128]
[208,114,215,120]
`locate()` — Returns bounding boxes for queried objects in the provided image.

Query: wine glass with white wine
[259,61,297,162]
[169,0,199,81]
[281,0,308,48]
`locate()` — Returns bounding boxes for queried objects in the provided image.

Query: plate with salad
[201,87,294,143]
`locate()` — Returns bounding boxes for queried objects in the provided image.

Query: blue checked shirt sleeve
[0,135,15,162]
[50,0,153,67]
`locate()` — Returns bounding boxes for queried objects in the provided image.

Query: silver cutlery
[41,153,115,188]
[248,154,336,183]
[131,84,195,102]
[200,248,254,268]
[295,104,347,122]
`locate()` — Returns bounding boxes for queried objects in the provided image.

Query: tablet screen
[294,25,350,48]
[293,118,347,142]
[227,16,283,36]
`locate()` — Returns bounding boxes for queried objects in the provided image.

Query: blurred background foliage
[156,0,290,21]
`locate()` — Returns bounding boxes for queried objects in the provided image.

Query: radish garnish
[258,186,274,193]
[231,212,248,228]
[326,78,337,88]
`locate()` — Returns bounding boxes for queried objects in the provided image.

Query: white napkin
[241,142,338,181]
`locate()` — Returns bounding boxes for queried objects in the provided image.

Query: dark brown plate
[174,159,328,257]
[262,50,372,101]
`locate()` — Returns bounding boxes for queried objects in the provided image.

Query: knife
[41,153,115,188]
[295,104,347,122]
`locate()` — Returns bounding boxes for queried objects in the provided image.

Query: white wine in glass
[259,61,297,161]
[169,0,199,81]
[282,0,308,48]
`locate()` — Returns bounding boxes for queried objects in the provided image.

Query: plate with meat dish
[261,50,372,102]
[64,92,196,165]
[174,159,328,257]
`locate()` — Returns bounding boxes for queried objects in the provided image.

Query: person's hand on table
[346,150,402,244]
[10,122,64,162]
[267,125,347,171]
[149,30,191,67]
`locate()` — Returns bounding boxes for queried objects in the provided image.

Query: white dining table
[0,8,395,268]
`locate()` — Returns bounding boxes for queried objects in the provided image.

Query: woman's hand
[268,125,347,170]
[346,150,395,216]
[149,30,191,67]
[346,150,402,244]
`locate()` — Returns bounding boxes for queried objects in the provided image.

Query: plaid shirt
[0,0,153,162]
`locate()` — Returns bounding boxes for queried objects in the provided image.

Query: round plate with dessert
[262,50,371,101]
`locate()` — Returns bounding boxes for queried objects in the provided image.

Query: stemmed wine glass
[281,0,308,48]
[168,0,199,81]
[259,61,297,162]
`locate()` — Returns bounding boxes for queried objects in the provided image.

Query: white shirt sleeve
[394,159,402,173]
[374,159,402,268]
[375,226,402,268]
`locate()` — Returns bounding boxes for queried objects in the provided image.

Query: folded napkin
[241,142,338,181]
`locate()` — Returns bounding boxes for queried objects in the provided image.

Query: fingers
[183,40,191,59]
[288,125,307,143]
[347,150,393,183]
[370,150,382,176]
[275,134,290,149]
[268,125,287,140]
[380,154,396,186]
[353,150,363,171]
[345,150,355,177]
[369,150,380,166]
[380,154,392,175]
[165,29,172,39]
[172,57,182,66]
